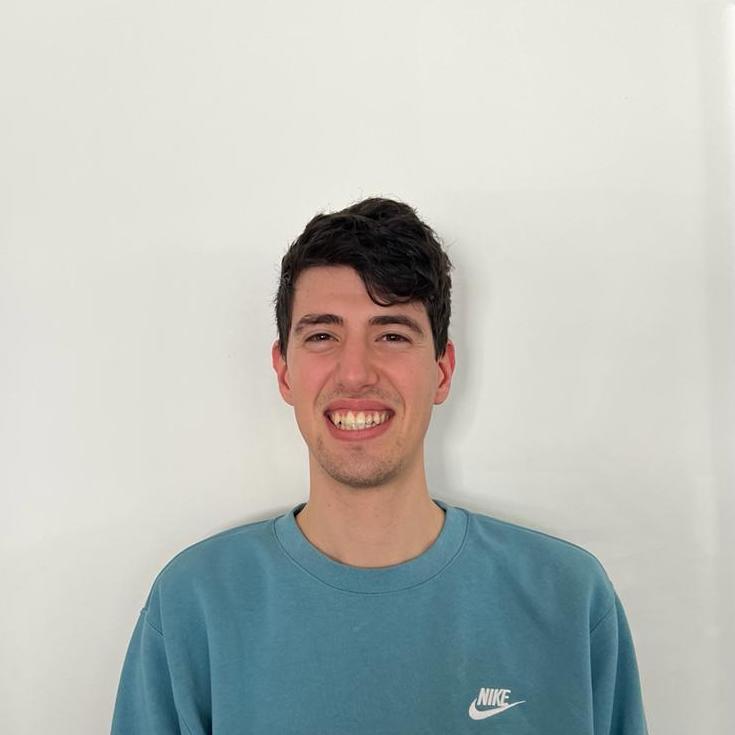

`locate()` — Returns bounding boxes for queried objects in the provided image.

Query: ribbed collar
[273,498,468,594]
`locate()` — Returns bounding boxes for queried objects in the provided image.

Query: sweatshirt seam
[589,598,616,635]
[271,509,470,595]
[140,610,196,735]
[142,609,164,637]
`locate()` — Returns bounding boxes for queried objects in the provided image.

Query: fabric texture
[111,499,648,734]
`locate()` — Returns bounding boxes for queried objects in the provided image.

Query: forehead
[291,266,428,321]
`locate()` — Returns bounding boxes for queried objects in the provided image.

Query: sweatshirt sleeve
[111,610,190,735]
[590,592,648,735]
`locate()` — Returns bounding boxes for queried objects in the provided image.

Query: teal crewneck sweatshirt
[111,499,648,734]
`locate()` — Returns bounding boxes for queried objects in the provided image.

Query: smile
[326,410,392,431]
[323,410,395,440]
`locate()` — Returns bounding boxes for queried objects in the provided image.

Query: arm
[111,610,192,735]
[590,592,649,735]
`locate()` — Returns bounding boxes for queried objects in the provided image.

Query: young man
[111,198,648,734]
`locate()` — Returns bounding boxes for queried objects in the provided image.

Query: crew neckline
[273,498,468,593]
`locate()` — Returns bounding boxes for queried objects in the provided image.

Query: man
[111,197,648,734]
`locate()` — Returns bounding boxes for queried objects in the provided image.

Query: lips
[323,411,395,441]
[324,400,394,413]
[326,409,390,429]
[321,399,396,442]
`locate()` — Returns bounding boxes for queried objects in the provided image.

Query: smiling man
[272,263,454,568]
[111,198,648,734]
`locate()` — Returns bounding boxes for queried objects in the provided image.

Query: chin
[320,458,403,490]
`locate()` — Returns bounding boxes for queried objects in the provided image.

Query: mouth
[326,408,393,430]
[323,409,395,441]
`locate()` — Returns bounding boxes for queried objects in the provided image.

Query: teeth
[327,410,391,431]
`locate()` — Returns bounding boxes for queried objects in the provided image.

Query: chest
[198,594,592,734]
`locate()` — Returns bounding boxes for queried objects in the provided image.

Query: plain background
[2,1,733,733]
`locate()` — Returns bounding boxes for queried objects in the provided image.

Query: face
[272,266,455,490]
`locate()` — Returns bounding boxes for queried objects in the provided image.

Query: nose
[334,335,379,391]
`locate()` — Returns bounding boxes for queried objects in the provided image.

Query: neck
[295,466,445,568]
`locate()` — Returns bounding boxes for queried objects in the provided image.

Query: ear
[271,340,294,406]
[433,339,456,405]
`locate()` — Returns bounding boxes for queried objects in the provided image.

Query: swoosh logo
[468,699,526,720]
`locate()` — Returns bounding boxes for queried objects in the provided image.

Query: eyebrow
[293,313,426,338]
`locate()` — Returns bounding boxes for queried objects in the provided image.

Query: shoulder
[468,508,607,572]
[463,506,616,626]
[140,513,278,625]
[158,515,275,580]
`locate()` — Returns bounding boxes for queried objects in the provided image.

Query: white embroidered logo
[468,687,526,721]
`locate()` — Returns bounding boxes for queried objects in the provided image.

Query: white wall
[2,1,733,732]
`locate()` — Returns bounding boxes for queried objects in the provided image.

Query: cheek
[290,365,328,412]
[398,371,437,414]
[290,390,321,441]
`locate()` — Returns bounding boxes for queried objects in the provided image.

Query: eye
[305,333,333,342]
[381,333,410,343]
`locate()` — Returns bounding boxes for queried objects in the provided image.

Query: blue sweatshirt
[111,499,648,734]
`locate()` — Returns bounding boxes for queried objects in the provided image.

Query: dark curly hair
[274,197,453,361]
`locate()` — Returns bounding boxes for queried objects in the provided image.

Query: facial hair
[311,435,407,489]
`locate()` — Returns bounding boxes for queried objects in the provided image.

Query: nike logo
[468,698,525,720]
